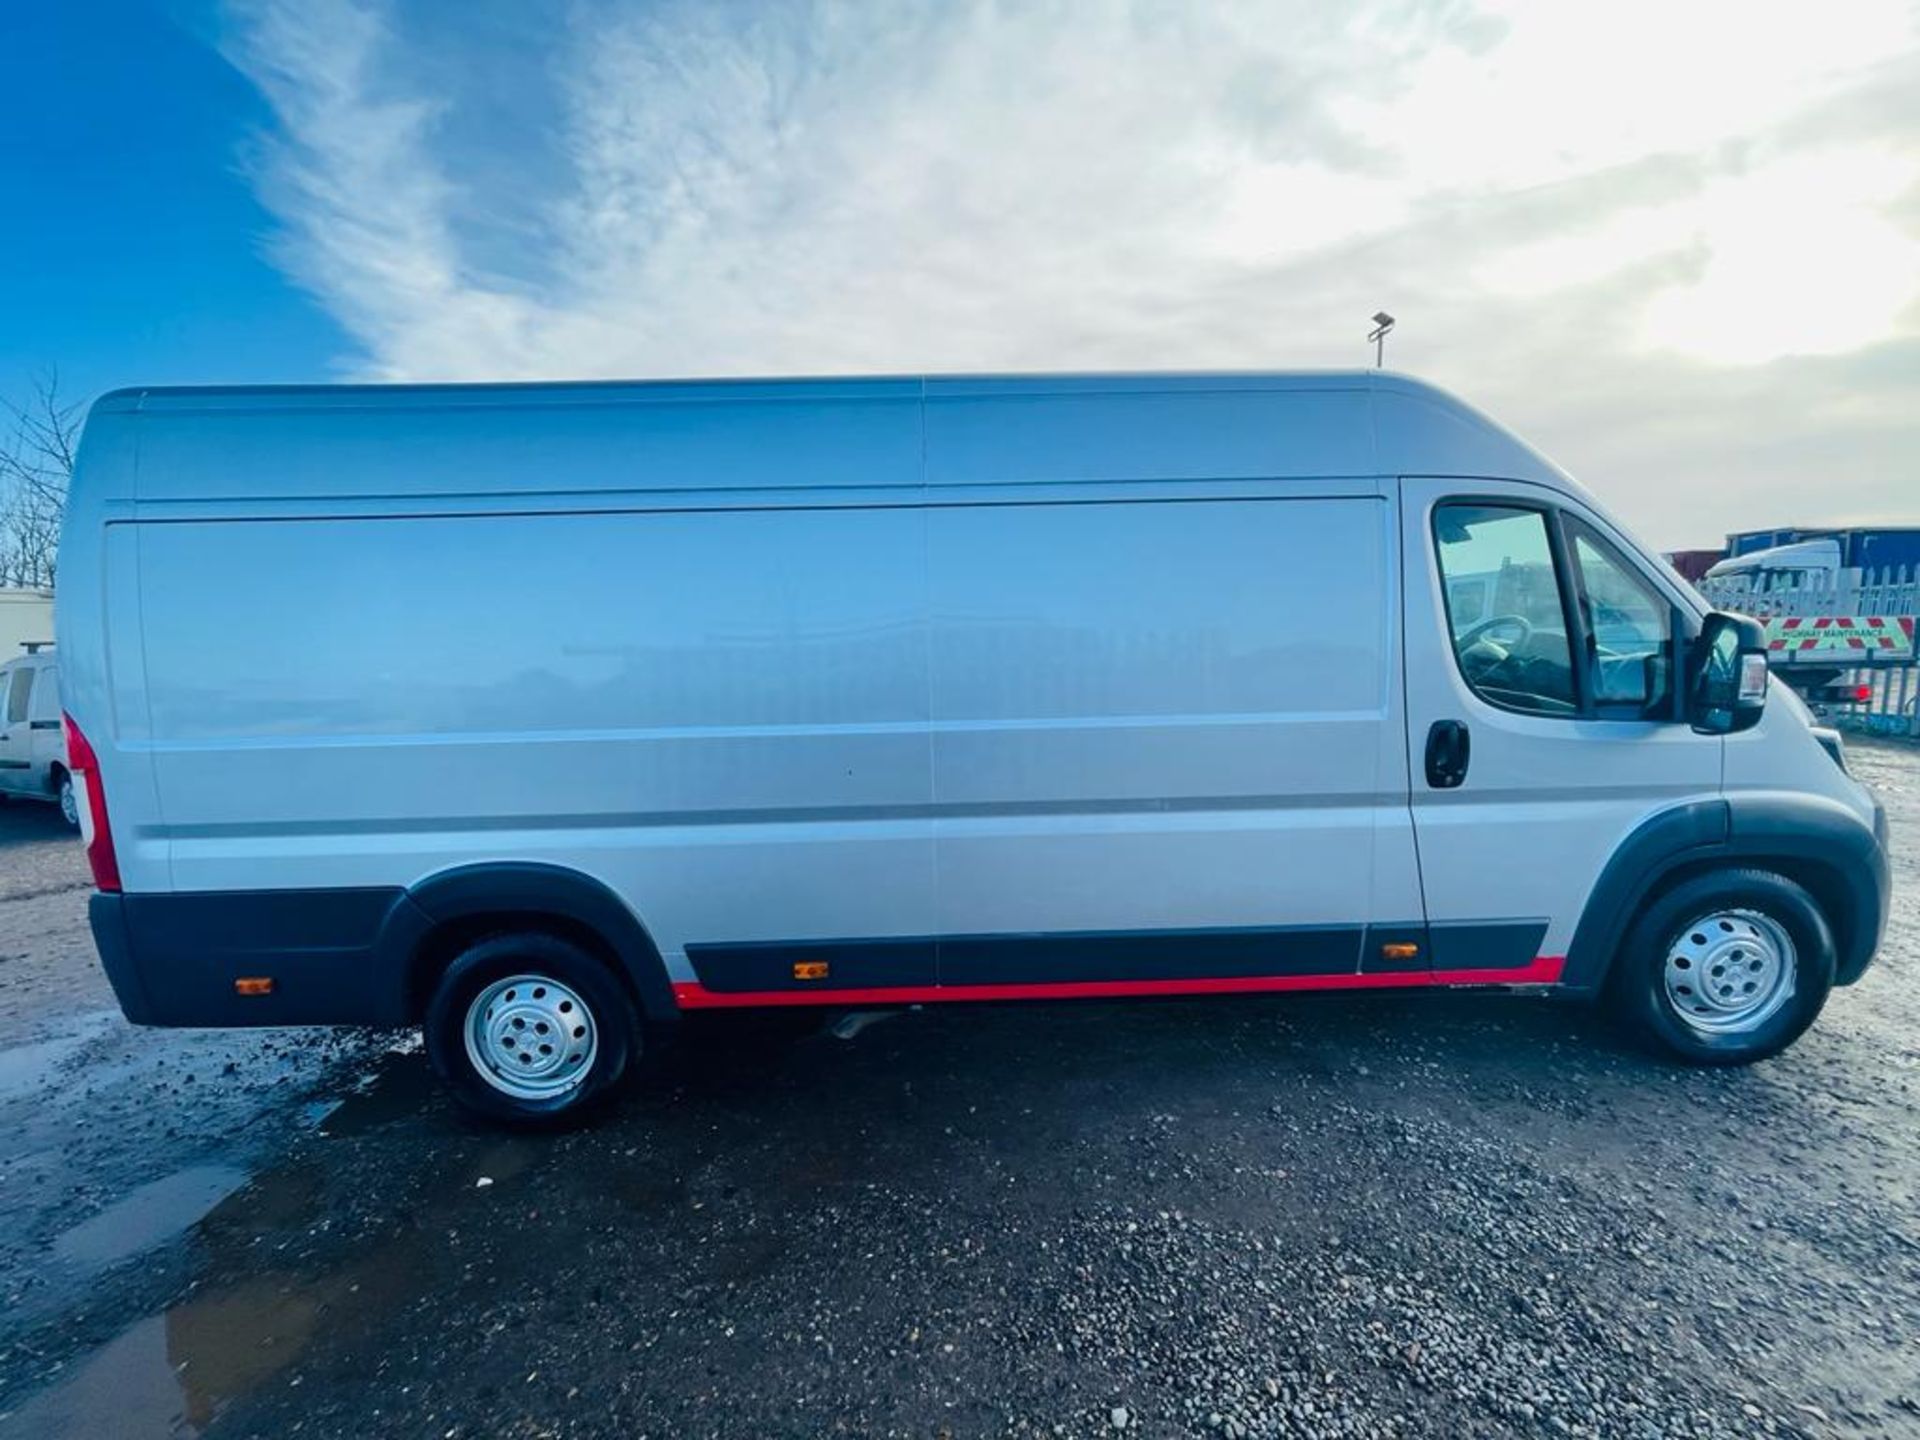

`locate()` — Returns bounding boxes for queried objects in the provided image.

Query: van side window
[1567,522,1672,712]
[5,667,32,726]
[1433,504,1577,716]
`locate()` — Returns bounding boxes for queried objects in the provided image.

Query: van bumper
[89,894,154,1023]
[89,889,415,1028]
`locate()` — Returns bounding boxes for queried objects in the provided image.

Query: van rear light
[62,713,122,893]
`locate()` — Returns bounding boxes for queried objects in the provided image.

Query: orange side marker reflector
[792,962,829,982]
[234,977,275,996]
[1380,943,1420,961]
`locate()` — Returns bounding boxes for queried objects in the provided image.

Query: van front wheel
[424,933,639,1125]
[1611,868,1835,1065]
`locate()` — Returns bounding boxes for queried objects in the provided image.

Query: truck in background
[1682,528,1920,720]
[1698,527,1920,594]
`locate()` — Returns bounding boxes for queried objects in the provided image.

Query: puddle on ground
[298,1097,343,1128]
[310,1051,437,1137]
[1,1314,192,1439]
[0,1012,120,1100]
[4,1251,426,1438]
[11,1055,443,1436]
[51,1165,252,1274]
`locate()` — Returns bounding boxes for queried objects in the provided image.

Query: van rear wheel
[425,933,639,1126]
[1610,868,1834,1065]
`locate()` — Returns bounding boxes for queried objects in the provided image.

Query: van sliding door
[925,491,1423,990]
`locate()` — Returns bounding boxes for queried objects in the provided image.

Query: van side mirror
[1688,611,1769,735]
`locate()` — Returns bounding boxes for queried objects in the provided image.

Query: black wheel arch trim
[1565,793,1889,993]
[385,862,678,1025]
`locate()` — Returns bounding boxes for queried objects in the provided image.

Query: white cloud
[1480,144,1920,364]
[1639,147,1920,364]
[224,0,553,376]
[221,0,1920,546]
[1348,0,1911,190]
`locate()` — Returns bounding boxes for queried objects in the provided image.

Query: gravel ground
[0,740,1916,1439]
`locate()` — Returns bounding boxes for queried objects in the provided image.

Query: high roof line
[97,369,1426,409]
[75,369,1595,513]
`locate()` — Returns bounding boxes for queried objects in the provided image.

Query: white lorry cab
[58,372,1891,1123]
[1702,538,1845,594]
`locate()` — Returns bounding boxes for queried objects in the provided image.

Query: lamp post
[1368,311,1395,367]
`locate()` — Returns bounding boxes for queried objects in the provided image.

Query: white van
[0,644,77,827]
[59,372,1890,1123]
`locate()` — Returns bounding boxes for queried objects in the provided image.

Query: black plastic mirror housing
[1689,611,1769,735]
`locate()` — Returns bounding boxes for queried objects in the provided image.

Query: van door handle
[1424,720,1470,789]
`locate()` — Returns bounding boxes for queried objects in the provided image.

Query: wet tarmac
[0,741,1918,1437]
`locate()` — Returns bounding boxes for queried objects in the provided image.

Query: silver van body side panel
[68,368,1842,1016]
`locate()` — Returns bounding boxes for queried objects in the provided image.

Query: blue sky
[0,1,346,399]
[3,1,1917,548]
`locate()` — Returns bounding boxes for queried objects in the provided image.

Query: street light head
[1366,311,1397,367]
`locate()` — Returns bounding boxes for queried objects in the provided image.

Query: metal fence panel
[1696,564,1919,738]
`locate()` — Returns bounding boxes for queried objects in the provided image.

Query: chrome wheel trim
[1662,909,1796,1036]
[463,973,598,1101]
[58,778,78,828]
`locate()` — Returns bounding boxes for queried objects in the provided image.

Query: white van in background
[0,643,76,827]
[58,372,1890,1124]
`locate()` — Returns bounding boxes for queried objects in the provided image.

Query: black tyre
[55,770,79,830]
[1610,868,1834,1065]
[424,932,640,1126]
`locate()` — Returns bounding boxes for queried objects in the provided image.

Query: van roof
[81,369,1584,503]
[97,366,1504,410]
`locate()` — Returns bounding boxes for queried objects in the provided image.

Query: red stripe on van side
[671,956,1566,1009]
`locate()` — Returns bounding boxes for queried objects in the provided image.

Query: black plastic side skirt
[1427,920,1550,973]
[939,925,1364,987]
[687,920,1556,995]
[686,937,938,993]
